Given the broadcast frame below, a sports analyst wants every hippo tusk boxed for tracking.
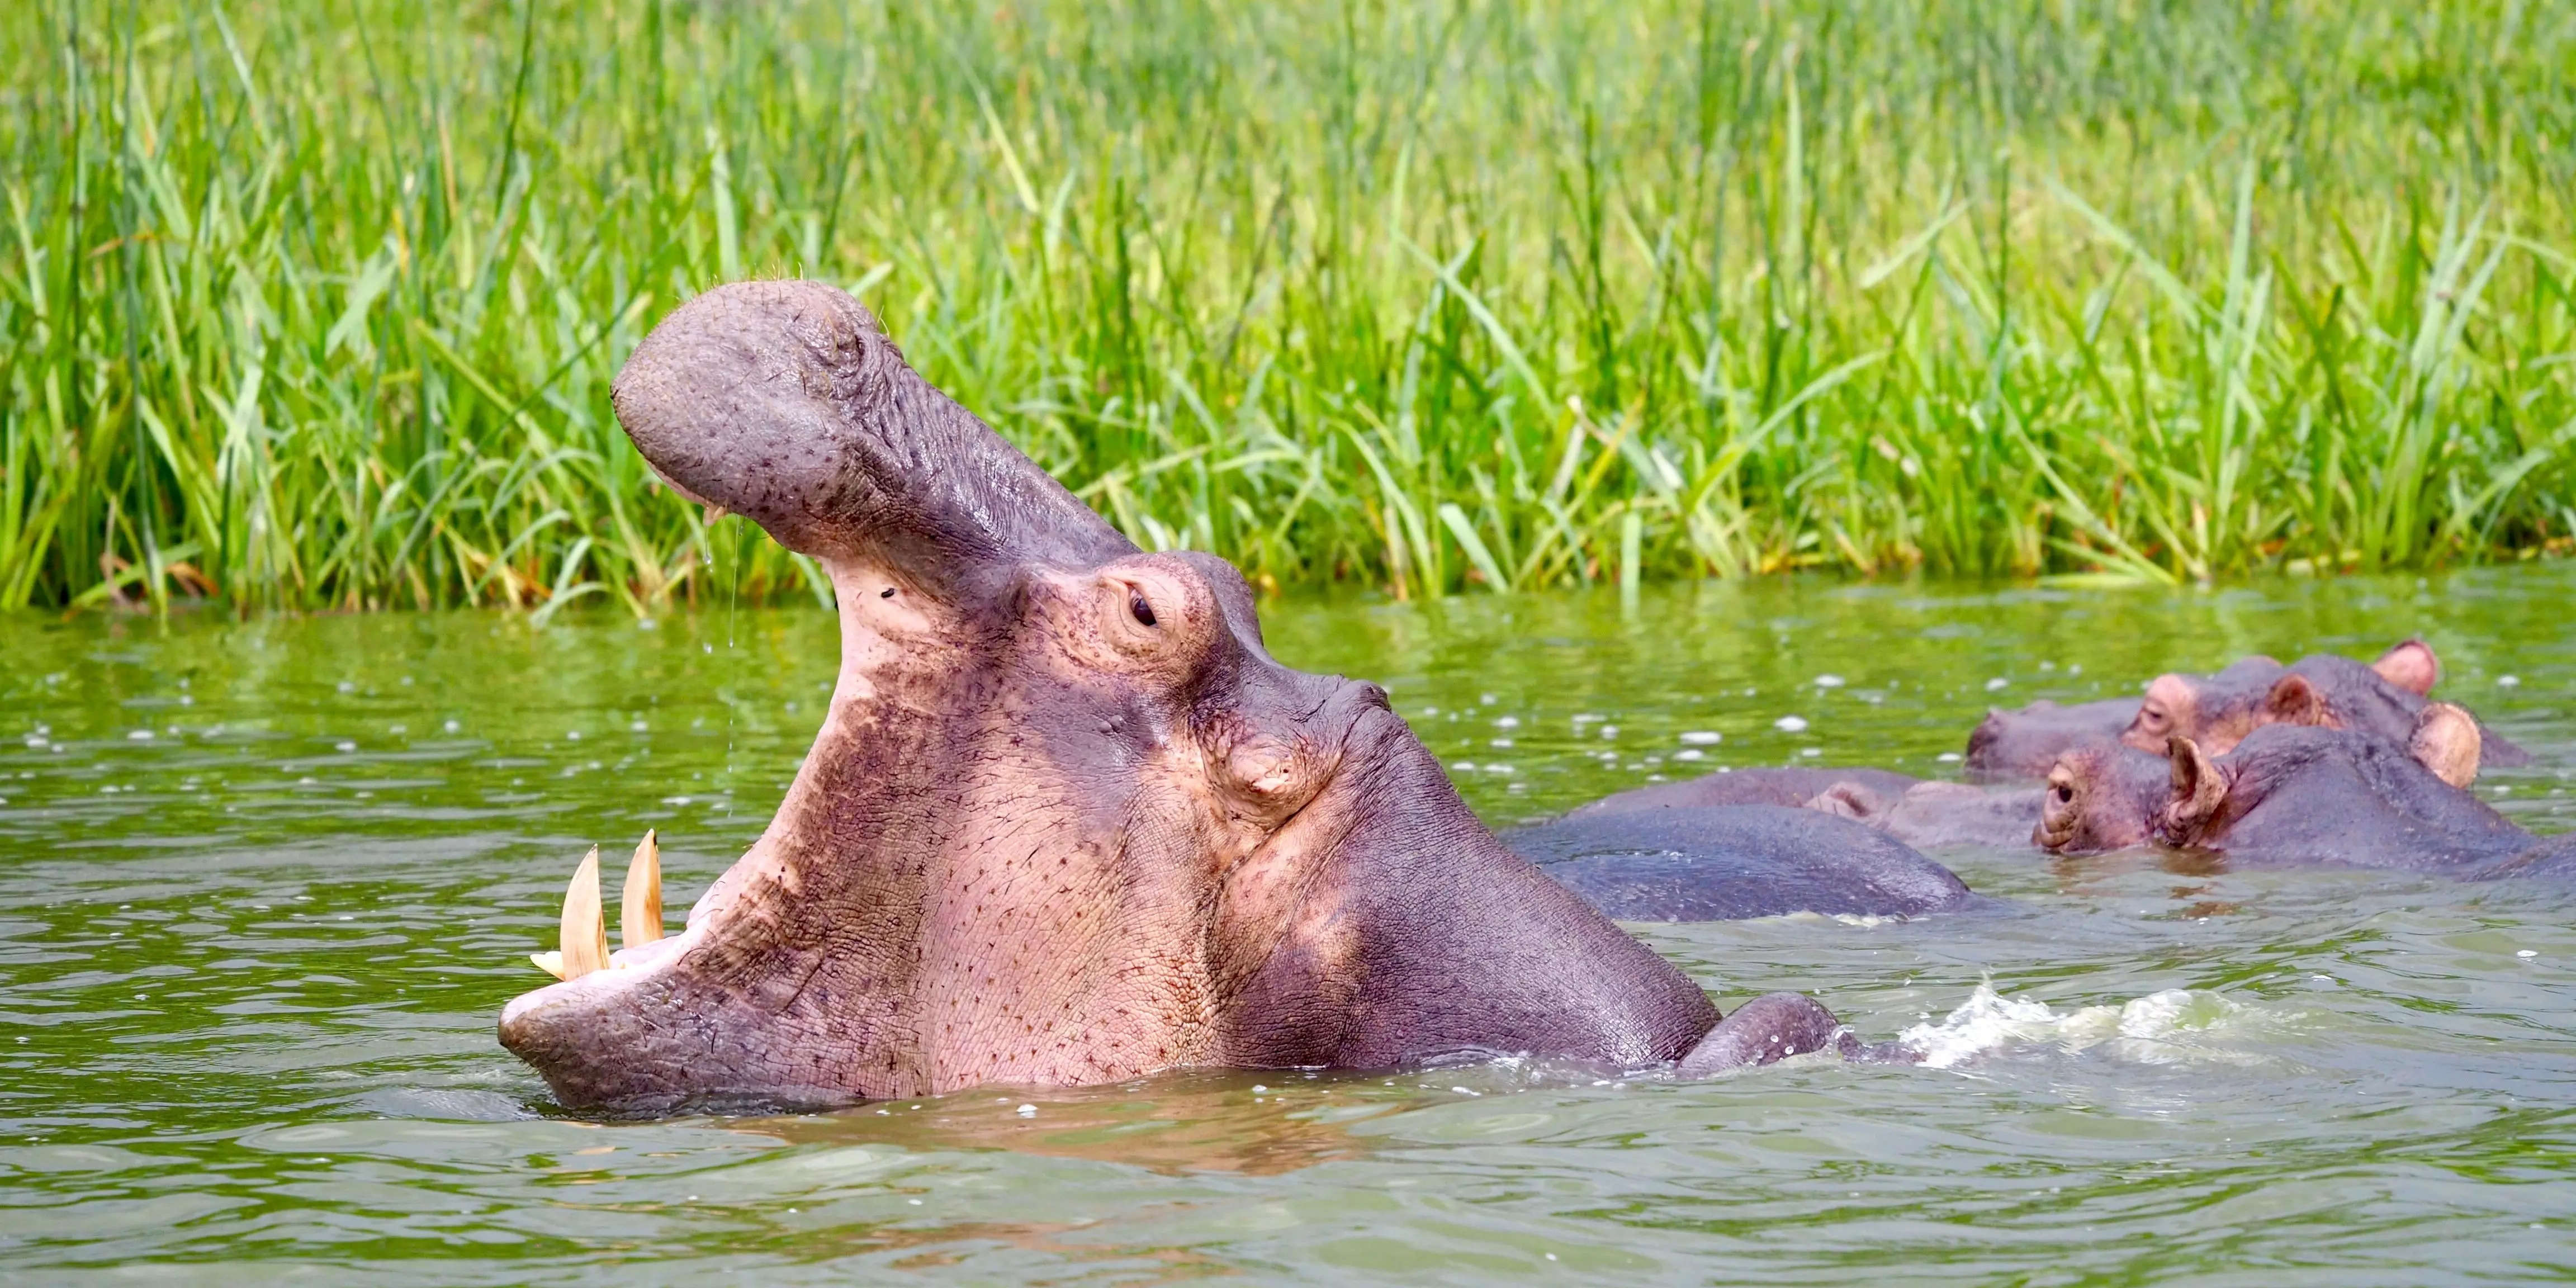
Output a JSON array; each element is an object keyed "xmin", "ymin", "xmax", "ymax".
[
  {"xmin": 530, "ymin": 846, "xmax": 610, "ymax": 981},
  {"xmin": 702, "ymin": 501, "xmax": 728, "ymax": 526},
  {"xmin": 621, "ymin": 830, "xmax": 664, "ymax": 949}
]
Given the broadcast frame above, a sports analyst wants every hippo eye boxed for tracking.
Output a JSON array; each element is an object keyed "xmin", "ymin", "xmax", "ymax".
[{"xmin": 1129, "ymin": 593, "xmax": 1157, "ymax": 628}]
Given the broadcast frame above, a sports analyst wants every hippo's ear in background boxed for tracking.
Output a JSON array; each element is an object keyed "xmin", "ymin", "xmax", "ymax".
[
  {"xmin": 2373, "ymin": 638, "xmax": 2441, "ymax": 695},
  {"xmin": 2409, "ymin": 702, "xmax": 2482, "ymax": 789},
  {"xmin": 2258, "ymin": 674, "xmax": 2328, "ymax": 728},
  {"xmin": 2160, "ymin": 736, "xmax": 2229, "ymax": 841},
  {"xmin": 610, "ymin": 280, "xmax": 1134, "ymax": 602}
]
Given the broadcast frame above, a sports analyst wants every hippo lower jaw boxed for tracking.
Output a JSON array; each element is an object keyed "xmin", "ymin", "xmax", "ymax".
[{"xmin": 497, "ymin": 837, "xmax": 842, "ymax": 1112}]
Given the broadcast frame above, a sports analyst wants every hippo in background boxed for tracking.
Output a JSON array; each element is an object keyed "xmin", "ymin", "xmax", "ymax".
[
  {"xmin": 495, "ymin": 281, "xmax": 1887, "ymax": 1113},
  {"xmin": 1963, "ymin": 641, "xmax": 2468, "ymax": 781},
  {"xmin": 1566, "ymin": 762, "xmax": 2105, "ymax": 855},
  {"xmin": 1564, "ymin": 766, "xmax": 1926, "ymax": 817},
  {"xmin": 2035, "ymin": 703, "xmax": 2569, "ymax": 874},
  {"xmin": 2121, "ymin": 641, "xmax": 2528, "ymax": 766},
  {"xmin": 1504, "ymin": 804, "xmax": 1982, "ymax": 922}
]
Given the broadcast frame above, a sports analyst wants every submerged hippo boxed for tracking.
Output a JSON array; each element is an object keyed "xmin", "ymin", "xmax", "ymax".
[
  {"xmin": 496, "ymin": 281, "xmax": 1872, "ymax": 1111},
  {"xmin": 2123, "ymin": 643, "xmax": 2527, "ymax": 767},
  {"xmin": 2038, "ymin": 704, "xmax": 2565, "ymax": 872},
  {"xmin": 1574, "ymin": 765, "xmax": 2045, "ymax": 855},
  {"xmin": 1504, "ymin": 804, "xmax": 1980, "ymax": 921}
]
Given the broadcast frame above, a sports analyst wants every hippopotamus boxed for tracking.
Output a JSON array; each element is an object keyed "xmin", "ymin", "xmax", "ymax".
[
  {"xmin": 1962, "ymin": 641, "xmax": 2493, "ymax": 780},
  {"xmin": 495, "ymin": 281, "xmax": 1873, "ymax": 1112},
  {"xmin": 1569, "ymin": 764, "xmax": 2052, "ymax": 854},
  {"xmin": 1564, "ymin": 766, "xmax": 1927, "ymax": 815},
  {"xmin": 2122, "ymin": 642, "xmax": 2527, "ymax": 767},
  {"xmin": 1966, "ymin": 695, "xmax": 2160, "ymax": 781},
  {"xmin": 1503, "ymin": 804, "xmax": 1980, "ymax": 921},
  {"xmin": 2036, "ymin": 703, "xmax": 2566, "ymax": 872}
]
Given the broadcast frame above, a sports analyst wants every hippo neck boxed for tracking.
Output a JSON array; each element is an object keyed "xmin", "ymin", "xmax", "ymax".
[{"xmin": 702, "ymin": 560, "xmax": 1238, "ymax": 1093}]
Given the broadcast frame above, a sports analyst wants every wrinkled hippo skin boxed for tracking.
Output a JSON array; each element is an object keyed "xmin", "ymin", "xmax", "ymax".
[
  {"xmin": 496, "ymin": 281, "xmax": 1864, "ymax": 1111},
  {"xmin": 1507, "ymin": 805, "xmax": 1981, "ymax": 921}
]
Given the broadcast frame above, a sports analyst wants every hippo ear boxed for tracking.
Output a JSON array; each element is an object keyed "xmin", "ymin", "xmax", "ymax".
[
  {"xmin": 2257, "ymin": 674, "xmax": 2328, "ymax": 728},
  {"xmin": 2409, "ymin": 702, "xmax": 2482, "ymax": 788},
  {"xmin": 2373, "ymin": 639, "xmax": 2441, "ymax": 696},
  {"xmin": 2160, "ymin": 736, "xmax": 2229, "ymax": 840},
  {"xmin": 610, "ymin": 280, "xmax": 1134, "ymax": 599}
]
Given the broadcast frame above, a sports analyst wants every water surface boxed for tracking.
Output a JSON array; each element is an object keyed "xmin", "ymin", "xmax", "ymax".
[{"xmin": 3, "ymin": 565, "xmax": 2573, "ymax": 1283}]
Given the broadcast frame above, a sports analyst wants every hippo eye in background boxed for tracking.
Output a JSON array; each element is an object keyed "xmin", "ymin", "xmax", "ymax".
[{"xmin": 1130, "ymin": 593, "xmax": 1157, "ymax": 628}]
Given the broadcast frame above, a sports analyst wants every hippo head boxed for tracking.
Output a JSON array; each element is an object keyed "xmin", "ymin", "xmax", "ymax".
[
  {"xmin": 2120, "ymin": 642, "xmax": 2440, "ymax": 757},
  {"xmin": 1964, "ymin": 697, "xmax": 2144, "ymax": 781},
  {"xmin": 2032, "ymin": 742, "xmax": 2175, "ymax": 854},
  {"xmin": 2151, "ymin": 705, "xmax": 2525, "ymax": 868},
  {"xmin": 2119, "ymin": 655, "xmax": 2290, "ymax": 756},
  {"xmin": 496, "ymin": 281, "xmax": 1719, "ymax": 1110},
  {"xmin": 2030, "ymin": 705, "xmax": 2514, "ymax": 865}
]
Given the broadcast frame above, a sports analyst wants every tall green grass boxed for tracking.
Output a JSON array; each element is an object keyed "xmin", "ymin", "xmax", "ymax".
[{"xmin": 4, "ymin": 0, "xmax": 2574, "ymax": 613}]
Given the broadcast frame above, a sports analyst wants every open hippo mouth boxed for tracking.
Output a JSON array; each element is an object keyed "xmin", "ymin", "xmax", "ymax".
[{"xmin": 496, "ymin": 281, "xmax": 1843, "ymax": 1112}]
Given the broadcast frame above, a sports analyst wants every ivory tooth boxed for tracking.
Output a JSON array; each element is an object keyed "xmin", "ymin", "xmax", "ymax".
[
  {"xmin": 557, "ymin": 846, "xmax": 610, "ymax": 980},
  {"xmin": 529, "ymin": 950, "xmax": 567, "ymax": 980},
  {"xmin": 621, "ymin": 828, "xmax": 664, "ymax": 949},
  {"xmin": 702, "ymin": 501, "xmax": 729, "ymax": 526}
]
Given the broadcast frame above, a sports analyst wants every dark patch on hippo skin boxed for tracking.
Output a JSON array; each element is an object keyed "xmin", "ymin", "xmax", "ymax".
[{"xmin": 1504, "ymin": 804, "xmax": 1982, "ymax": 921}]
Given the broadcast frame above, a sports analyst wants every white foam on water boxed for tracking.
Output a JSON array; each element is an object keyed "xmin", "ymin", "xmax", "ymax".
[{"xmin": 1899, "ymin": 983, "xmax": 2289, "ymax": 1069}]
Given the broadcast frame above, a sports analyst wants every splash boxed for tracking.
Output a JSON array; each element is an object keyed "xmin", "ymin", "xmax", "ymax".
[{"xmin": 1898, "ymin": 983, "xmax": 2290, "ymax": 1069}]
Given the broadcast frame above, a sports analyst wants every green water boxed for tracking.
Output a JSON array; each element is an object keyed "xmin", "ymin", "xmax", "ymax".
[{"xmin": 3, "ymin": 566, "xmax": 2573, "ymax": 1284}]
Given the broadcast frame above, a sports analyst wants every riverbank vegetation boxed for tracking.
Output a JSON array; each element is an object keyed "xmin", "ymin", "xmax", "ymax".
[{"xmin": 4, "ymin": 0, "xmax": 2573, "ymax": 612}]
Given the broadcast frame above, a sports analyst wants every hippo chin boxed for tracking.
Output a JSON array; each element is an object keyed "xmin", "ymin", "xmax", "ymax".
[{"xmin": 496, "ymin": 281, "xmax": 1866, "ymax": 1111}]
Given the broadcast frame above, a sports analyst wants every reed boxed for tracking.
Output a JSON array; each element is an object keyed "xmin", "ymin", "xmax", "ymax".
[{"xmin": 4, "ymin": 0, "xmax": 2572, "ymax": 613}]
